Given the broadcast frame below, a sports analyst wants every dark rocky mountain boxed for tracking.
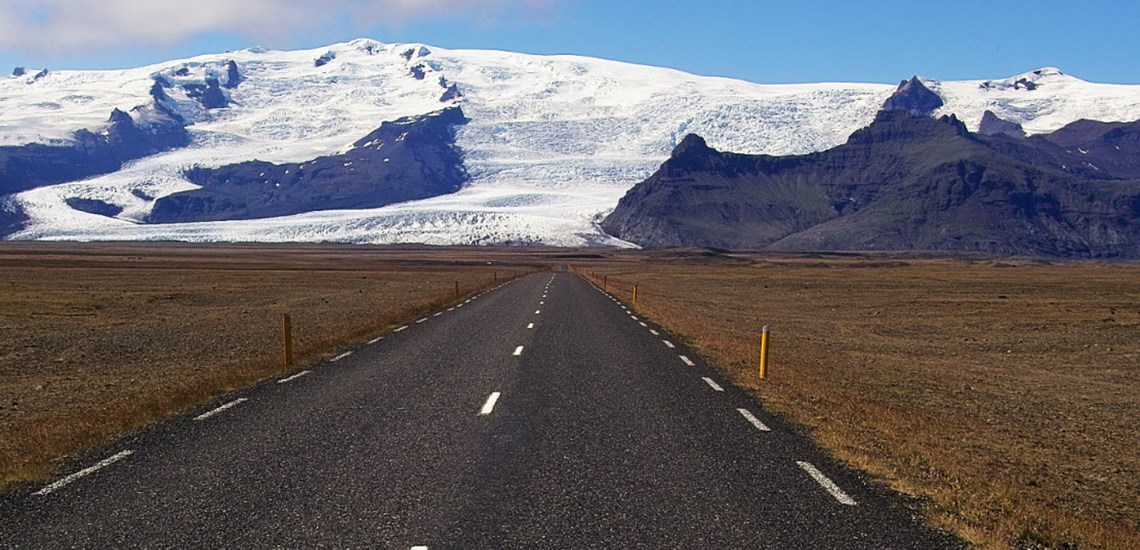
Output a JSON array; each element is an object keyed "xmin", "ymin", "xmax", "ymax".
[
  {"xmin": 146, "ymin": 107, "xmax": 469, "ymax": 223},
  {"xmin": 977, "ymin": 110, "xmax": 1025, "ymax": 138},
  {"xmin": 881, "ymin": 76, "xmax": 944, "ymax": 116},
  {"xmin": 0, "ymin": 102, "xmax": 190, "ymax": 196},
  {"xmin": 601, "ymin": 110, "xmax": 1140, "ymax": 258}
]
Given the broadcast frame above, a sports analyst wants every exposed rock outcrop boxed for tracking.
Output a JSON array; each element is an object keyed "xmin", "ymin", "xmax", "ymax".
[{"xmin": 881, "ymin": 76, "xmax": 944, "ymax": 116}]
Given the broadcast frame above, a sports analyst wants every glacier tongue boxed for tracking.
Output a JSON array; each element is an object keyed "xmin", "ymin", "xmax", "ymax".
[{"xmin": 5, "ymin": 40, "xmax": 1140, "ymax": 246}]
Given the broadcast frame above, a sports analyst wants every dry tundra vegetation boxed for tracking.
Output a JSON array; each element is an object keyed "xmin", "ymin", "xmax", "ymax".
[
  {"xmin": 2, "ymin": 243, "xmax": 1137, "ymax": 549},
  {"xmin": 0, "ymin": 243, "xmax": 544, "ymax": 491},
  {"xmin": 574, "ymin": 250, "xmax": 1139, "ymax": 549}
]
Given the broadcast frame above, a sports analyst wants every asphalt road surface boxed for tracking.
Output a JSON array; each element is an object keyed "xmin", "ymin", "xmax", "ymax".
[{"xmin": 1, "ymin": 272, "xmax": 962, "ymax": 548}]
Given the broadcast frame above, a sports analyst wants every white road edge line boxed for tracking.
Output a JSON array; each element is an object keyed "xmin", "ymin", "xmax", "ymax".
[
  {"xmin": 278, "ymin": 370, "xmax": 311, "ymax": 384},
  {"xmin": 797, "ymin": 461, "xmax": 858, "ymax": 506},
  {"xmin": 394, "ymin": 325, "xmax": 408, "ymax": 332},
  {"xmin": 433, "ymin": 312, "xmax": 443, "ymax": 317},
  {"xmin": 513, "ymin": 346, "xmax": 524, "ymax": 356},
  {"xmin": 480, "ymin": 392, "xmax": 502, "ymax": 415},
  {"xmin": 738, "ymin": 408, "xmax": 771, "ymax": 432},
  {"xmin": 679, "ymin": 355, "xmax": 695, "ymax": 366},
  {"xmin": 194, "ymin": 398, "xmax": 248, "ymax": 421},
  {"xmin": 415, "ymin": 318, "xmax": 428, "ymax": 324},
  {"xmin": 35, "ymin": 450, "xmax": 134, "ymax": 496},
  {"xmin": 368, "ymin": 336, "xmax": 384, "ymax": 344},
  {"xmin": 535, "ymin": 310, "xmax": 541, "ymax": 315},
  {"xmin": 702, "ymin": 377, "xmax": 725, "ymax": 392},
  {"xmin": 639, "ymin": 322, "xmax": 648, "ymax": 327},
  {"xmin": 330, "ymin": 351, "xmax": 353, "ymax": 362},
  {"xmin": 663, "ymin": 340, "xmax": 675, "ymax": 348},
  {"xmin": 650, "ymin": 329, "xmax": 659, "ymax": 336},
  {"xmin": 527, "ymin": 323, "xmax": 534, "ymax": 329}
]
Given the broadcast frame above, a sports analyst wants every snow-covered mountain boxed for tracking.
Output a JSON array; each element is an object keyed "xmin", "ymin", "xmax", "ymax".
[{"xmin": 3, "ymin": 39, "xmax": 1139, "ymax": 245}]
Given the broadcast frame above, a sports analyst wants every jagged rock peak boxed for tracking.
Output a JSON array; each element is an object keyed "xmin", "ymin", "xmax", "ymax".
[
  {"xmin": 978, "ymin": 110, "xmax": 1025, "ymax": 138},
  {"xmin": 12, "ymin": 66, "xmax": 25, "ymax": 77},
  {"xmin": 315, "ymin": 51, "xmax": 337, "ymax": 67},
  {"xmin": 108, "ymin": 108, "xmax": 133, "ymax": 125},
  {"xmin": 223, "ymin": 60, "xmax": 243, "ymax": 89},
  {"xmin": 672, "ymin": 134, "xmax": 711, "ymax": 157},
  {"xmin": 881, "ymin": 76, "xmax": 944, "ymax": 116}
]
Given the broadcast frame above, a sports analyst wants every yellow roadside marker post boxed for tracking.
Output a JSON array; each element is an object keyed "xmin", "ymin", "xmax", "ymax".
[
  {"xmin": 759, "ymin": 324, "xmax": 771, "ymax": 380},
  {"xmin": 282, "ymin": 314, "xmax": 294, "ymax": 367}
]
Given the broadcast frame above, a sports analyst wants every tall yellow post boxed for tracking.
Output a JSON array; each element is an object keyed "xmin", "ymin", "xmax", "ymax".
[
  {"xmin": 282, "ymin": 314, "xmax": 294, "ymax": 367},
  {"xmin": 759, "ymin": 324, "xmax": 771, "ymax": 380},
  {"xmin": 603, "ymin": 275, "xmax": 607, "ymax": 290},
  {"xmin": 633, "ymin": 285, "xmax": 638, "ymax": 304}
]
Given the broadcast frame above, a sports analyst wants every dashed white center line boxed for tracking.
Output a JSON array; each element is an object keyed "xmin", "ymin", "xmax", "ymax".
[
  {"xmin": 535, "ymin": 310, "xmax": 541, "ymax": 315},
  {"xmin": 738, "ymin": 408, "xmax": 771, "ymax": 432},
  {"xmin": 639, "ymin": 322, "xmax": 648, "ymax": 327},
  {"xmin": 457, "ymin": 303, "xmax": 464, "ymax": 308},
  {"xmin": 415, "ymin": 318, "xmax": 427, "ymax": 324},
  {"xmin": 662, "ymin": 340, "xmax": 675, "ymax": 348},
  {"xmin": 540, "ymin": 301, "xmax": 545, "ymax": 305},
  {"xmin": 447, "ymin": 307, "xmax": 455, "ymax": 312},
  {"xmin": 527, "ymin": 323, "xmax": 534, "ymax": 329},
  {"xmin": 194, "ymin": 398, "xmax": 248, "ymax": 421},
  {"xmin": 480, "ymin": 392, "xmax": 501, "ymax": 415},
  {"xmin": 394, "ymin": 325, "xmax": 408, "ymax": 332},
  {"xmin": 368, "ymin": 336, "xmax": 384, "ymax": 344},
  {"xmin": 702, "ymin": 377, "xmax": 724, "ymax": 391},
  {"xmin": 278, "ymin": 370, "xmax": 311, "ymax": 383},
  {"xmin": 330, "ymin": 351, "xmax": 353, "ymax": 362},
  {"xmin": 433, "ymin": 312, "xmax": 443, "ymax": 317},
  {"xmin": 797, "ymin": 461, "xmax": 858, "ymax": 506},
  {"xmin": 679, "ymin": 355, "xmax": 695, "ymax": 366},
  {"xmin": 650, "ymin": 329, "xmax": 659, "ymax": 336},
  {"xmin": 513, "ymin": 345, "xmax": 524, "ymax": 356},
  {"xmin": 411, "ymin": 546, "xmax": 429, "ymax": 550},
  {"xmin": 630, "ymin": 315, "xmax": 639, "ymax": 320},
  {"xmin": 35, "ymin": 450, "xmax": 134, "ymax": 496}
]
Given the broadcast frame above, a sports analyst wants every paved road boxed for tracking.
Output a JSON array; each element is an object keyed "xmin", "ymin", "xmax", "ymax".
[{"xmin": 1, "ymin": 272, "xmax": 961, "ymax": 548}]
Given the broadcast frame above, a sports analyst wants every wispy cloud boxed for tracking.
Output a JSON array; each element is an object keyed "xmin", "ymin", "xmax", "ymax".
[{"xmin": 0, "ymin": 0, "xmax": 558, "ymax": 51}]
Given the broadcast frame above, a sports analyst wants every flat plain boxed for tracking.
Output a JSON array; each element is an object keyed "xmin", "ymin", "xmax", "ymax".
[
  {"xmin": 0, "ymin": 242, "xmax": 544, "ymax": 489},
  {"xmin": 575, "ymin": 251, "xmax": 1139, "ymax": 549},
  {"xmin": 2, "ymin": 243, "xmax": 1136, "ymax": 549}
]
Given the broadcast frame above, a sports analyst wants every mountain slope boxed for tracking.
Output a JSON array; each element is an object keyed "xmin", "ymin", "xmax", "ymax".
[
  {"xmin": 3, "ymin": 41, "xmax": 1140, "ymax": 245},
  {"xmin": 601, "ymin": 111, "xmax": 1140, "ymax": 258}
]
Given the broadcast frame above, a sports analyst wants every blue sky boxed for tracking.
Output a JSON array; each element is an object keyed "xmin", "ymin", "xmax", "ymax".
[{"xmin": 1, "ymin": 0, "xmax": 1137, "ymax": 84}]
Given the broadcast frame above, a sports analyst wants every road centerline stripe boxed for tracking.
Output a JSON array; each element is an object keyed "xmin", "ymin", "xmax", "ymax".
[
  {"xmin": 278, "ymin": 371, "xmax": 311, "ymax": 383},
  {"xmin": 797, "ymin": 461, "xmax": 858, "ymax": 506},
  {"xmin": 35, "ymin": 450, "xmax": 134, "ymax": 496},
  {"xmin": 330, "ymin": 351, "xmax": 353, "ymax": 362},
  {"xmin": 679, "ymin": 355, "xmax": 695, "ymax": 366},
  {"xmin": 513, "ymin": 346, "xmax": 524, "ymax": 356},
  {"xmin": 527, "ymin": 323, "xmax": 534, "ymax": 329},
  {"xmin": 194, "ymin": 398, "xmax": 248, "ymax": 421},
  {"xmin": 480, "ymin": 392, "xmax": 502, "ymax": 415},
  {"xmin": 650, "ymin": 329, "xmax": 659, "ymax": 336},
  {"xmin": 663, "ymin": 340, "xmax": 675, "ymax": 348},
  {"xmin": 394, "ymin": 325, "xmax": 408, "ymax": 332},
  {"xmin": 702, "ymin": 377, "xmax": 725, "ymax": 391},
  {"xmin": 738, "ymin": 408, "xmax": 771, "ymax": 432}
]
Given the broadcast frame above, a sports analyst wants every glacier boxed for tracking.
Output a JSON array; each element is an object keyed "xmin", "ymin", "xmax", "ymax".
[{"xmin": 3, "ymin": 39, "xmax": 1140, "ymax": 246}]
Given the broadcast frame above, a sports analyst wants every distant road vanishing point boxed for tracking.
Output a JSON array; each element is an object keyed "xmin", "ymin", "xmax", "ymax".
[{"xmin": 0, "ymin": 273, "xmax": 961, "ymax": 548}]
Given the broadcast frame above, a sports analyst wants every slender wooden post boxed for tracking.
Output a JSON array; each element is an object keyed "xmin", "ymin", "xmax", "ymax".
[
  {"xmin": 282, "ymin": 314, "xmax": 294, "ymax": 367},
  {"xmin": 603, "ymin": 275, "xmax": 607, "ymax": 290},
  {"xmin": 494, "ymin": 271, "xmax": 498, "ymax": 283},
  {"xmin": 454, "ymin": 280, "xmax": 460, "ymax": 298},
  {"xmin": 759, "ymin": 325, "xmax": 771, "ymax": 380},
  {"xmin": 633, "ymin": 285, "xmax": 638, "ymax": 304}
]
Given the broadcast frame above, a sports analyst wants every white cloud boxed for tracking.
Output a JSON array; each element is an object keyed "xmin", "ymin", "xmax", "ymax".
[{"xmin": 0, "ymin": 0, "xmax": 558, "ymax": 51}]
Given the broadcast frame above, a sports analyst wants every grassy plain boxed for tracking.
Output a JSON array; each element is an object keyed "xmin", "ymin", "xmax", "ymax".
[
  {"xmin": 575, "ymin": 251, "xmax": 1139, "ymax": 549},
  {"xmin": 0, "ymin": 242, "xmax": 544, "ymax": 489},
  {"xmin": 3, "ymin": 243, "xmax": 1136, "ymax": 548}
]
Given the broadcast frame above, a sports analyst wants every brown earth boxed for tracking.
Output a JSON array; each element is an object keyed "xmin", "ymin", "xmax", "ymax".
[
  {"xmin": 3, "ymin": 243, "xmax": 1137, "ymax": 549},
  {"xmin": 573, "ymin": 251, "xmax": 1139, "ymax": 549},
  {"xmin": 0, "ymin": 242, "xmax": 545, "ymax": 488}
]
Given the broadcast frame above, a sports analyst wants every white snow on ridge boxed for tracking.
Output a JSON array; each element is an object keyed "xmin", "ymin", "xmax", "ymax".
[{"xmin": 4, "ymin": 40, "xmax": 1140, "ymax": 246}]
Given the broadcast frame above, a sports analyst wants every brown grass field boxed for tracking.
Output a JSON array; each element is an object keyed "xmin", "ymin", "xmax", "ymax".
[
  {"xmin": 574, "ymin": 251, "xmax": 1139, "ymax": 549},
  {"xmin": 0, "ymin": 242, "xmax": 545, "ymax": 490},
  {"xmin": 2, "ymin": 243, "xmax": 1137, "ymax": 549}
]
